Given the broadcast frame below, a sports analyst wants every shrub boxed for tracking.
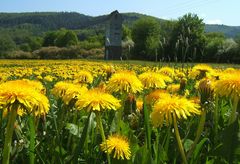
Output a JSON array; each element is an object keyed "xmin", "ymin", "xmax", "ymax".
[{"xmin": 6, "ymin": 51, "xmax": 34, "ymax": 59}]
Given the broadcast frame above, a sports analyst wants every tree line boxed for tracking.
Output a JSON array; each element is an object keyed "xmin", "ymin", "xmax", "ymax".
[
  {"xmin": 0, "ymin": 27, "xmax": 104, "ymax": 59},
  {"xmin": 124, "ymin": 13, "xmax": 240, "ymax": 63},
  {"xmin": 0, "ymin": 12, "xmax": 240, "ymax": 63}
]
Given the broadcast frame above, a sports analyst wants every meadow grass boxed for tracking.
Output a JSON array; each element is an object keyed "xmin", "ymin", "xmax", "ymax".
[{"xmin": 0, "ymin": 59, "xmax": 239, "ymax": 164}]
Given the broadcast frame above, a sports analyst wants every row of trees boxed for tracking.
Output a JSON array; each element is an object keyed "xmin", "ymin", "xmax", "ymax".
[
  {"xmin": 0, "ymin": 28, "xmax": 105, "ymax": 59},
  {"xmin": 1, "ymin": 12, "xmax": 240, "ymax": 62},
  {"xmin": 126, "ymin": 13, "xmax": 240, "ymax": 63}
]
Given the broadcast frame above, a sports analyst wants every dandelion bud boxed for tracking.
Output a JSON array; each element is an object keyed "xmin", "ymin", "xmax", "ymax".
[
  {"xmin": 124, "ymin": 94, "xmax": 136, "ymax": 115},
  {"xmin": 105, "ymin": 65, "xmax": 115, "ymax": 79},
  {"xmin": 136, "ymin": 100, "xmax": 143, "ymax": 113},
  {"xmin": 128, "ymin": 113, "xmax": 139, "ymax": 130},
  {"xmin": 198, "ymin": 70, "xmax": 208, "ymax": 79},
  {"xmin": 180, "ymin": 78, "xmax": 187, "ymax": 91},
  {"xmin": 198, "ymin": 78, "xmax": 214, "ymax": 105}
]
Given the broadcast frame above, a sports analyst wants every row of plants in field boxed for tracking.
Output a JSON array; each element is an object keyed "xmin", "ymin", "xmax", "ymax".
[{"xmin": 0, "ymin": 60, "xmax": 240, "ymax": 164}]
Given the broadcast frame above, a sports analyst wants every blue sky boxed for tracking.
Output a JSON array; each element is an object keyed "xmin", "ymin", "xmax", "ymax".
[{"xmin": 0, "ymin": 0, "xmax": 239, "ymax": 26}]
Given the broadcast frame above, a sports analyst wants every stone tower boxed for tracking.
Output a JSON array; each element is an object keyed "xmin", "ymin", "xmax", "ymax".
[{"xmin": 105, "ymin": 10, "xmax": 123, "ymax": 60}]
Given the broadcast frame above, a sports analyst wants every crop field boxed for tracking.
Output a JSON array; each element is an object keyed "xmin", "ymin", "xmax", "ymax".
[{"xmin": 0, "ymin": 59, "xmax": 239, "ymax": 164}]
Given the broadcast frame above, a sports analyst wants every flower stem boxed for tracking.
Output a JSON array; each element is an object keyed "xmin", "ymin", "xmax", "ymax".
[
  {"xmin": 229, "ymin": 96, "xmax": 239, "ymax": 125},
  {"xmin": 2, "ymin": 105, "xmax": 18, "ymax": 164},
  {"xmin": 214, "ymin": 95, "xmax": 219, "ymax": 143},
  {"xmin": 116, "ymin": 110, "xmax": 122, "ymax": 133},
  {"xmin": 156, "ymin": 128, "xmax": 160, "ymax": 164},
  {"xmin": 29, "ymin": 115, "xmax": 36, "ymax": 164},
  {"xmin": 187, "ymin": 110, "xmax": 206, "ymax": 159},
  {"xmin": 143, "ymin": 98, "xmax": 152, "ymax": 155},
  {"xmin": 173, "ymin": 113, "xmax": 187, "ymax": 164},
  {"xmin": 96, "ymin": 113, "xmax": 111, "ymax": 164}
]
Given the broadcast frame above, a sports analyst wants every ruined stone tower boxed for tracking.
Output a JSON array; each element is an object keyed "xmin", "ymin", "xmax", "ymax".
[{"xmin": 105, "ymin": 10, "xmax": 123, "ymax": 60}]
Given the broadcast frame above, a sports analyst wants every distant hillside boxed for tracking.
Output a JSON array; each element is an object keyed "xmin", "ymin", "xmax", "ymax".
[
  {"xmin": 0, "ymin": 12, "xmax": 239, "ymax": 37},
  {"xmin": 0, "ymin": 12, "xmax": 163, "ymax": 28},
  {"xmin": 0, "ymin": 12, "xmax": 92, "ymax": 30},
  {"xmin": 205, "ymin": 24, "xmax": 240, "ymax": 38}
]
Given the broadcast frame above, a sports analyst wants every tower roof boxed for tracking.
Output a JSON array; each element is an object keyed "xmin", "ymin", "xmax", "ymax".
[{"xmin": 108, "ymin": 10, "xmax": 123, "ymax": 21}]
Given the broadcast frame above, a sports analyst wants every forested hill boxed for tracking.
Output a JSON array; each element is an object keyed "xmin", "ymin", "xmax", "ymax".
[
  {"xmin": 0, "ymin": 12, "xmax": 239, "ymax": 37},
  {"xmin": 0, "ymin": 12, "xmax": 162, "ymax": 30},
  {"xmin": 0, "ymin": 12, "xmax": 92, "ymax": 30},
  {"xmin": 205, "ymin": 24, "xmax": 240, "ymax": 38}
]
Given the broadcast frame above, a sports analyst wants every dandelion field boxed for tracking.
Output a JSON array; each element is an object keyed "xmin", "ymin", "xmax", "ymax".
[{"xmin": 0, "ymin": 60, "xmax": 240, "ymax": 164}]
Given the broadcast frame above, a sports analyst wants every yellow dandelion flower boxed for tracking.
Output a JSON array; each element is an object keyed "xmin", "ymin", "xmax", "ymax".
[
  {"xmin": 62, "ymin": 85, "xmax": 88, "ymax": 105},
  {"xmin": 0, "ymin": 80, "xmax": 49, "ymax": 116},
  {"xmin": 160, "ymin": 74, "xmax": 173, "ymax": 83},
  {"xmin": 159, "ymin": 67, "xmax": 175, "ymax": 77},
  {"xmin": 167, "ymin": 84, "xmax": 180, "ymax": 94},
  {"xmin": 21, "ymin": 79, "xmax": 46, "ymax": 94},
  {"xmin": 104, "ymin": 65, "xmax": 115, "ymax": 73},
  {"xmin": 28, "ymin": 92, "xmax": 50, "ymax": 116},
  {"xmin": 96, "ymin": 82, "xmax": 107, "ymax": 92},
  {"xmin": 100, "ymin": 134, "xmax": 131, "ymax": 160},
  {"xmin": 219, "ymin": 70, "xmax": 240, "ymax": 80},
  {"xmin": 0, "ymin": 73, "xmax": 9, "ymax": 83},
  {"xmin": 175, "ymin": 70, "xmax": 186, "ymax": 79},
  {"xmin": 74, "ymin": 70, "xmax": 93, "ymax": 84},
  {"xmin": 214, "ymin": 74, "xmax": 240, "ymax": 99},
  {"xmin": 190, "ymin": 96, "xmax": 201, "ymax": 105},
  {"xmin": 224, "ymin": 67, "xmax": 235, "ymax": 73},
  {"xmin": 184, "ymin": 89, "xmax": 190, "ymax": 97},
  {"xmin": 192, "ymin": 64, "xmax": 213, "ymax": 79},
  {"xmin": 139, "ymin": 72, "xmax": 166, "ymax": 89},
  {"xmin": 145, "ymin": 89, "xmax": 170, "ymax": 104},
  {"xmin": 189, "ymin": 69, "xmax": 200, "ymax": 79},
  {"xmin": 75, "ymin": 88, "xmax": 121, "ymax": 112},
  {"xmin": 151, "ymin": 95, "xmax": 201, "ymax": 127},
  {"xmin": 193, "ymin": 64, "xmax": 213, "ymax": 73},
  {"xmin": 103, "ymin": 65, "xmax": 116, "ymax": 78},
  {"xmin": 43, "ymin": 75, "xmax": 54, "ymax": 82},
  {"xmin": 106, "ymin": 71, "xmax": 143, "ymax": 94},
  {"xmin": 136, "ymin": 99, "xmax": 143, "ymax": 112},
  {"xmin": 37, "ymin": 75, "xmax": 43, "ymax": 80},
  {"xmin": 52, "ymin": 81, "xmax": 74, "ymax": 98},
  {"xmin": 16, "ymin": 108, "xmax": 25, "ymax": 116}
]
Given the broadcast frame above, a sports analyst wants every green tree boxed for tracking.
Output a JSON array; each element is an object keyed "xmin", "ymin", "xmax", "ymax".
[
  {"xmin": 19, "ymin": 43, "xmax": 31, "ymax": 52},
  {"xmin": 234, "ymin": 33, "xmax": 240, "ymax": 45},
  {"xmin": 159, "ymin": 20, "xmax": 177, "ymax": 61},
  {"xmin": 171, "ymin": 13, "xmax": 206, "ymax": 62},
  {"xmin": 0, "ymin": 34, "xmax": 16, "ymax": 57},
  {"xmin": 132, "ymin": 18, "xmax": 161, "ymax": 60},
  {"xmin": 28, "ymin": 37, "xmax": 42, "ymax": 51},
  {"xmin": 54, "ymin": 29, "xmax": 67, "ymax": 47},
  {"xmin": 234, "ymin": 34, "xmax": 240, "ymax": 62},
  {"xmin": 20, "ymin": 37, "xmax": 42, "ymax": 52},
  {"xmin": 146, "ymin": 36, "xmax": 160, "ymax": 61},
  {"xmin": 43, "ymin": 29, "xmax": 78, "ymax": 47},
  {"xmin": 217, "ymin": 38, "xmax": 238, "ymax": 63},
  {"xmin": 205, "ymin": 32, "xmax": 225, "ymax": 62},
  {"xmin": 122, "ymin": 25, "xmax": 133, "ymax": 59},
  {"xmin": 54, "ymin": 29, "xmax": 78, "ymax": 47},
  {"xmin": 122, "ymin": 25, "xmax": 131, "ymax": 41},
  {"xmin": 122, "ymin": 39, "xmax": 134, "ymax": 60},
  {"xmin": 87, "ymin": 34, "xmax": 104, "ymax": 46},
  {"xmin": 42, "ymin": 31, "xmax": 58, "ymax": 47}
]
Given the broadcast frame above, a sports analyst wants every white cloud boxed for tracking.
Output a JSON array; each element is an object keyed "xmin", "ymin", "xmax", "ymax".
[
  {"xmin": 206, "ymin": 19, "xmax": 223, "ymax": 25},
  {"xmin": 161, "ymin": 16, "xmax": 170, "ymax": 20}
]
